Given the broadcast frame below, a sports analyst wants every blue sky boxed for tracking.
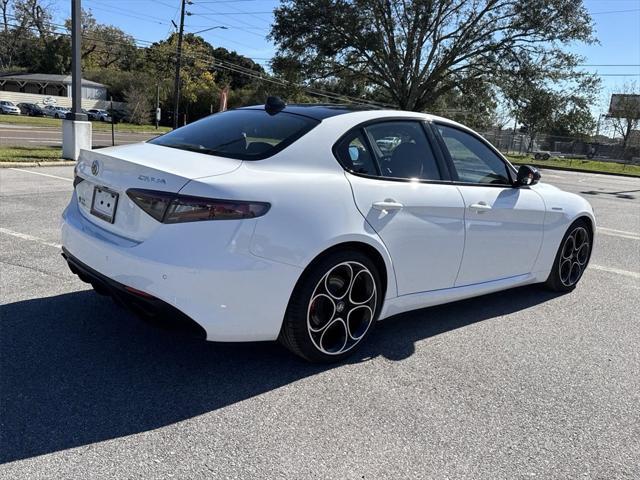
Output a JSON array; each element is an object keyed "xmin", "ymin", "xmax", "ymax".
[{"xmin": 47, "ymin": 0, "xmax": 639, "ymax": 110}]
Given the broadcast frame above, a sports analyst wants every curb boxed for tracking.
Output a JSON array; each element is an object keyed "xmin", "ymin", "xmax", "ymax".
[
  {"xmin": 0, "ymin": 160, "xmax": 73, "ymax": 168},
  {"xmin": 511, "ymin": 162, "xmax": 640, "ymax": 179}
]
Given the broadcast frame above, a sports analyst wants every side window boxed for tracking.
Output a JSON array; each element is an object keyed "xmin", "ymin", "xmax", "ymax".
[
  {"xmin": 364, "ymin": 121, "xmax": 441, "ymax": 180},
  {"xmin": 436, "ymin": 124, "xmax": 511, "ymax": 184},
  {"xmin": 334, "ymin": 130, "xmax": 378, "ymax": 175}
]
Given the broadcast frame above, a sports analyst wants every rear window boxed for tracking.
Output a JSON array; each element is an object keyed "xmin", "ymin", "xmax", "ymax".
[{"xmin": 149, "ymin": 109, "xmax": 319, "ymax": 160}]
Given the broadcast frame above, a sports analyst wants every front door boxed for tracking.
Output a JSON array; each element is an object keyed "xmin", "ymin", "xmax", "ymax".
[{"xmin": 433, "ymin": 123, "xmax": 545, "ymax": 286}]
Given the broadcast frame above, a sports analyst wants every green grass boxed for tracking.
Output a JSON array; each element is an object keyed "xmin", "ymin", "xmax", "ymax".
[
  {"xmin": 507, "ymin": 155, "xmax": 640, "ymax": 177},
  {"xmin": 0, "ymin": 145, "xmax": 62, "ymax": 162},
  {"xmin": 0, "ymin": 114, "xmax": 170, "ymax": 133}
]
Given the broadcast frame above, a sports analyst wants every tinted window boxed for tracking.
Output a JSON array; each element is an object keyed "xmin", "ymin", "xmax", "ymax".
[
  {"xmin": 436, "ymin": 124, "xmax": 511, "ymax": 184},
  {"xmin": 150, "ymin": 109, "xmax": 319, "ymax": 160},
  {"xmin": 364, "ymin": 121, "xmax": 441, "ymax": 180},
  {"xmin": 334, "ymin": 130, "xmax": 378, "ymax": 175}
]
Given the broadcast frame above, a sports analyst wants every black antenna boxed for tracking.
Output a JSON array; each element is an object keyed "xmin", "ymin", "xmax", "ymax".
[{"xmin": 265, "ymin": 96, "xmax": 286, "ymax": 115}]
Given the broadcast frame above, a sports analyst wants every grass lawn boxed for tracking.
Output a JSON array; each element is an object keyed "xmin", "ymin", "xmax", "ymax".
[
  {"xmin": 0, "ymin": 145, "xmax": 62, "ymax": 162},
  {"xmin": 0, "ymin": 114, "xmax": 171, "ymax": 134},
  {"xmin": 507, "ymin": 155, "xmax": 640, "ymax": 177}
]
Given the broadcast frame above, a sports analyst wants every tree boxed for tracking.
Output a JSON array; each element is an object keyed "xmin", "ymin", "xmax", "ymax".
[
  {"xmin": 271, "ymin": 0, "xmax": 596, "ymax": 112},
  {"xmin": 64, "ymin": 9, "xmax": 140, "ymax": 71}
]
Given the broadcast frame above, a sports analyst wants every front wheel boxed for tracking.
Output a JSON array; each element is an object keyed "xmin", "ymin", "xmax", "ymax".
[
  {"xmin": 279, "ymin": 250, "xmax": 382, "ymax": 363},
  {"xmin": 545, "ymin": 220, "xmax": 592, "ymax": 292}
]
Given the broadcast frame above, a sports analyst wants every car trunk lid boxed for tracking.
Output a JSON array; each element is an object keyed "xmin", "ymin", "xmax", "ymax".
[{"xmin": 75, "ymin": 143, "xmax": 242, "ymax": 241}]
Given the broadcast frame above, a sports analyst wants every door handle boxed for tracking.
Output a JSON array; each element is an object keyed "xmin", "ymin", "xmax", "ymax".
[
  {"xmin": 469, "ymin": 201, "xmax": 492, "ymax": 212},
  {"xmin": 372, "ymin": 199, "xmax": 404, "ymax": 212}
]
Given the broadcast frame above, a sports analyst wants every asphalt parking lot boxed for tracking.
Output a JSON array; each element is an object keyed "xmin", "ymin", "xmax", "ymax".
[{"xmin": 1, "ymin": 166, "xmax": 639, "ymax": 479}]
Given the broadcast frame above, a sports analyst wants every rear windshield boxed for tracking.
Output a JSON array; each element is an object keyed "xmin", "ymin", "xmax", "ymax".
[{"xmin": 149, "ymin": 109, "xmax": 319, "ymax": 160}]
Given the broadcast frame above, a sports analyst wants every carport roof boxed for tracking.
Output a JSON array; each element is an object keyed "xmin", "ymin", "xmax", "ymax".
[{"xmin": 0, "ymin": 73, "xmax": 106, "ymax": 87}]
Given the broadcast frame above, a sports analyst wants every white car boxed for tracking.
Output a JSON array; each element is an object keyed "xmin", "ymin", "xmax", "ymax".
[
  {"xmin": 0, "ymin": 100, "xmax": 21, "ymax": 115},
  {"xmin": 87, "ymin": 108, "xmax": 112, "ymax": 122},
  {"xmin": 43, "ymin": 105, "xmax": 70, "ymax": 119},
  {"xmin": 62, "ymin": 100, "xmax": 595, "ymax": 362}
]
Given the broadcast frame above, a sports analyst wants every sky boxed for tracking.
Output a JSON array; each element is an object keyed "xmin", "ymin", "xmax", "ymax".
[{"xmin": 46, "ymin": 0, "xmax": 640, "ymax": 112}]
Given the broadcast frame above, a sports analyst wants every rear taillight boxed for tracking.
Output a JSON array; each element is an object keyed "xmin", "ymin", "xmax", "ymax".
[
  {"xmin": 73, "ymin": 163, "xmax": 84, "ymax": 188},
  {"xmin": 126, "ymin": 189, "xmax": 270, "ymax": 223}
]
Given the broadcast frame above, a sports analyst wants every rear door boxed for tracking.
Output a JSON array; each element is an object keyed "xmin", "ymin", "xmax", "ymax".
[
  {"xmin": 340, "ymin": 120, "xmax": 466, "ymax": 295},
  {"xmin": 432, "ymin": 123, "xmax": 545, "ymax": 286}
]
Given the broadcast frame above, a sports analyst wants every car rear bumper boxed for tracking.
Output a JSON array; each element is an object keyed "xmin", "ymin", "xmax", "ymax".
[
  {"xmin": 61, "ymin": 193, "xmax": 303, "ymax": 341},
  {"xmin": 62, "ymin": 247, "xmax": 207, "ymax": 338}
]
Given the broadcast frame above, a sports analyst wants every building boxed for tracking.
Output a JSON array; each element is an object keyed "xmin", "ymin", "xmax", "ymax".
[{"xmin": 0, "ymin": 73, "xmax": 123, "ymax": 110}]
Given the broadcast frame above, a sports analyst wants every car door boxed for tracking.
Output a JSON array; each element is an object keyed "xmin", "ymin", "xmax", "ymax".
[
  {"xmin": 432, "ymin": 123, "xmax": 545, "ymax": 286},
  {"xmin": 338, "ymin": 120, "xmax": 466, "ymax": 295}
]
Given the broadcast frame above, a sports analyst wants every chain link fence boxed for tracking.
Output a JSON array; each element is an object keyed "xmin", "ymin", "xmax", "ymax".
[{"xmin": 479, "ymin": 129, "xmax": 640, "ymax": 165}]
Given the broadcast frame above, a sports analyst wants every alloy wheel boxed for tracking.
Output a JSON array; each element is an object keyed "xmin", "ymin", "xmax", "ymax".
[
  {"xmin": 307, "ymin": 261, "xmax": 377, "ymax": 355},
  {"xmin": 559, "ymin": 226, "xmax": 590, "ymax": 287}
]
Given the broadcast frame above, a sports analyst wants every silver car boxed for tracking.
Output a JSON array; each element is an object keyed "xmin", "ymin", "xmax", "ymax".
[
  {"xmin": 0, "ymin": 100, "xmax": 21, "ymax": 115},
  {"xmin": 43, "ymin": 105, "xmax": 71, "ymax": 119}
]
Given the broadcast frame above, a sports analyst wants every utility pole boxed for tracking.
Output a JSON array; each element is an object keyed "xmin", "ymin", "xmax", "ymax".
[
  {"xmin": 62, "ymin": 0, "xmax": 90, "ymax": 160},
  {"xmin": 69, "ymin": 0, "xmax": 86, "ymax": 121},
  {"xmin": 172, "ymin": 0, "xmax": 187, "ymax": 129},
  {"xmin": 155, "ymin": 83, "xmax": 160, "ymax": 129}
]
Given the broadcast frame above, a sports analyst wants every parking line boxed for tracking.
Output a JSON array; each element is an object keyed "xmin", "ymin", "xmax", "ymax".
[
  {"xmin": 590, "ymin": 264, "xmax": 640, "ymax": 280},
  {"xmin": 9, "ymin": 168, "xmax": 73, "ymax": 182},
  {"xmin": 597, "ymin": 227, "xmax": 640, "ymax": 241},
  {"xmin": 0, "ymin": 227, "xmax": 61, "ymax": 249}
]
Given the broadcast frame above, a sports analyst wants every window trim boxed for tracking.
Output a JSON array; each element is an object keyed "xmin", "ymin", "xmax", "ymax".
[
  {"xmin": 331, "ymin": 117, "xmax": 453, "ymax": 183},
  {"xmin": 430, "ymin": 121, "xmax": 517, "ymax": 187}
]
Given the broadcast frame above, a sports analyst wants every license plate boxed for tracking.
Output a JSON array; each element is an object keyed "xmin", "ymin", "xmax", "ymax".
[{"xmin": 90, "ymin": 186, "xmax": 119, "ymax": 223}]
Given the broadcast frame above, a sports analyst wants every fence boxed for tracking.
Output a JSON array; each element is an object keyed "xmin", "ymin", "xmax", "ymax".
[{"xmin": 479, "ymin": 130, "xmax": 640, "ymax": 164}]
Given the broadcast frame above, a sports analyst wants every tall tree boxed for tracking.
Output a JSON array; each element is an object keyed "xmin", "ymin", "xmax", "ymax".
[{"xmin": 271, "ymin": 0, "xmax": 596, "ymax": 111}]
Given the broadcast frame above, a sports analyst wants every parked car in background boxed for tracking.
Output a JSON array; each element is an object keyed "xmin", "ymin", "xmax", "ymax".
[
  {"xmin": 87, "ymin": 109, "xmax": 112, "ymax": 122},
  {"xmin": 43, "ymin": 105, "xmax": 70, "ymax": 119},
  {"xmin": 17, "ymin": 102, "xmax": 45, "ymax": 116},
  {"xmin": 0, "ymin": 100, "xmax": 21, "ymax": 115}
]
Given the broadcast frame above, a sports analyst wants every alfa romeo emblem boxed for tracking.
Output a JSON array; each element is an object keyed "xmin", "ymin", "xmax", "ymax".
[{"xmin": 91, "ymin": 160, "xmax": 100, "ymax": 176}]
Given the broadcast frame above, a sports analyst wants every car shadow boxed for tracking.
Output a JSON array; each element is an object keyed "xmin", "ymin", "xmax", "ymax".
[{"xmin": 0, "ymin": 286, "xmax": 560, "ymax": 464}]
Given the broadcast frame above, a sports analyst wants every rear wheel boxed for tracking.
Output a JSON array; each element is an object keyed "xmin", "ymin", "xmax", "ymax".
[
  {"xmin": 279, "ymin": 250, "xmax": 382, "ymax": 363},
  {"xmin": 545, "ymin": 219, "xmax": 592, "ymax": 292}
]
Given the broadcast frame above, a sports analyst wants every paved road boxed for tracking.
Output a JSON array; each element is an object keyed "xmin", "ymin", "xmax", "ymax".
[
  {"xmin": 0, "ymin": 124, "xmax": 160, "ymax": 148},
  {"xmin": 0, "ymin": 167, "xmax": 639, "ymax": 479}
]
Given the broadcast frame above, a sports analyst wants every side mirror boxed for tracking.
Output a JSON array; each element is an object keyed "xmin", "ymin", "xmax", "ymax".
[{"xmin": 516, "ymin": 165, "xmax": 541, "ymax": 186}]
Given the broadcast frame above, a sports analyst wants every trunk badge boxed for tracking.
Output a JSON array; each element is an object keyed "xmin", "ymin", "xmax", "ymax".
[{"xmin": 91, "ymin": 160, "xmax": 100, "ymax": 176}]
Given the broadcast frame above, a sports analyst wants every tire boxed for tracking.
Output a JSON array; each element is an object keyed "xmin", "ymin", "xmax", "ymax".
[
  {"xmin": 279, "ymin": 249, "xmax": 382, "ymax": 363},
  {"xmin": 534, "ymin": 153, "xmax": 542, "ymax": 160},
  {"xmin": 544, "ymin": 219, "xmax": 592, "ymax": 292},
  {"xmin": 542, "ymin": 153, "xmax": 551, "ymax": 160},
  {"xmin": 54, "ymin": 114, "xmax": 60, "ymax": 119}
]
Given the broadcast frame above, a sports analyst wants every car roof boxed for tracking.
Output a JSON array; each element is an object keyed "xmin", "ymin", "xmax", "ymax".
[{"xmin": 239, "ymin": 103, "xmax": 380, "ymax": 120}]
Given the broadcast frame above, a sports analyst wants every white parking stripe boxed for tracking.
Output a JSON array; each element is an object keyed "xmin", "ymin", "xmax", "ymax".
[
  {"xmin": 0, "ymin": 227, "xmax": 62, "ymax": 249},
  {"xmin": 8, "ymin": 168, "xmax": 73, "ymax": 182},
  {"xmin": 590, "ymin": 264, "xmax": 640, "ymax": 280},
  {"xmin": 597, "ymin": 227, "xmax": 640, "ymax": 241}
]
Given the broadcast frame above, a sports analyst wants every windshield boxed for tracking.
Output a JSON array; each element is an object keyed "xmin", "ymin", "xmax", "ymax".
[{"xmin": 149, "ymin": 109, "xmax": 319, "ymax": 160}]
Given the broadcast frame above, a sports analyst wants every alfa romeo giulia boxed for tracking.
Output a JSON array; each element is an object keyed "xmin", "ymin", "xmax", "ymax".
[{"xmin": 62, "ymin": 98, "xmax": 595, "ymax": 362}]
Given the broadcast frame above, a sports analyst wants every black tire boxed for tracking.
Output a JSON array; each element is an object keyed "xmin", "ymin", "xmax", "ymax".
[
  {"xmin": 279, "ymin": 249, "xmax": 382, "ymax": 363},
  {"xmin": 544, "ymin": 219, "xmax": 592, "ymax": 292},
  {"xmin": 54, "ymin": 113, "xmax": 60, "ymax": 119}
]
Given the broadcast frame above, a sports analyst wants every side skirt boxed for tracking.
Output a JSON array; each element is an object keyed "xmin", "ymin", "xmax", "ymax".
[{"xmin": 379, "ymin": 273, "xmax": 537, "ymax": 320}]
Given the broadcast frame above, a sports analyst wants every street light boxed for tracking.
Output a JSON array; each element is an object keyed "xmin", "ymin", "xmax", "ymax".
[{"xmin": 191, "ymin": 26, "xmax": 228, "ymax": 34}]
